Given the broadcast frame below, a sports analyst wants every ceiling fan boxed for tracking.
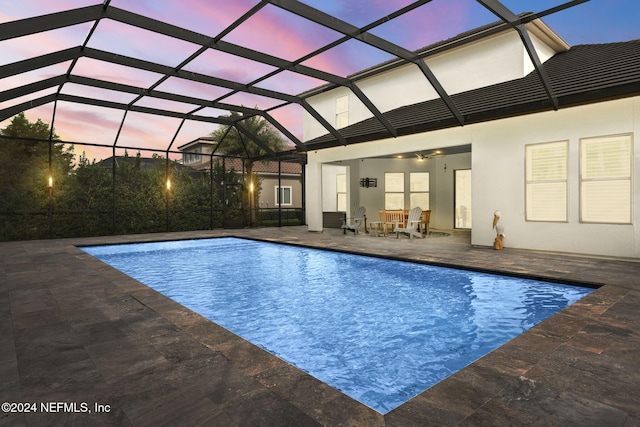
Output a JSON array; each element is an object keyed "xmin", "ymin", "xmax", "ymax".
[{"xmin": 416, "ymin": 150, "xmax": 443, "ymax": 161}]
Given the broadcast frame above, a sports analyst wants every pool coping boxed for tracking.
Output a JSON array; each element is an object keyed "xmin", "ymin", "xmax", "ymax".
[{"xmin": 2, "ymin": 227, "xmax": 639, "ymax": 425}]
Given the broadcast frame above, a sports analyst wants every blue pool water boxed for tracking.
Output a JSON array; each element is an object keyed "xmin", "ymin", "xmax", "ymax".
[{"xmin": 81, "ymin": 237, "xmax": 593, "ymax": 413}]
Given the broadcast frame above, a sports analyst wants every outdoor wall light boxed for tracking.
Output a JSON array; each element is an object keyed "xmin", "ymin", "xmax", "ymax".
[{"xmin": 359, "ymin": 178, "xmax": 377, "ymax": 188}]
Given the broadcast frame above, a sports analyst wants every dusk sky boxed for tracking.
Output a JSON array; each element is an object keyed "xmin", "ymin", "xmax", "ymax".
[{"xmin": 2, "ymin": 0, "xmax": 640, "ymax": 161}]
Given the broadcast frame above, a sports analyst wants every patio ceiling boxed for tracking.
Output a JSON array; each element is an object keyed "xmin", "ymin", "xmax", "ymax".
[{"xmin": 0, "ymin": 0, "xmax": 589, "ymax": 162}]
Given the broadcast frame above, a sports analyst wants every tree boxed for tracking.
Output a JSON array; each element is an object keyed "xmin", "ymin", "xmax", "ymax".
[
  {"xmin": 0, "ymin": 113, "xmax": 75, "ymax": 239},
  {"xmin": 209, "ymin": 112, "xmax": 288, "ymax": 173},
  {"xmin": 63, "ymin": 152, "xmax": 113, "ymax": 237},
  {"xmin": 209, "ymin": 112, "xmax": 288, "ymax": 224}
]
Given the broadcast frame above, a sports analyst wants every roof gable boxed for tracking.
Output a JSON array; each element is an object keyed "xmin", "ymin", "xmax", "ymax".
[{"xmin": 305, "ymin": 39, "xmax": 640, "ymax": 150}]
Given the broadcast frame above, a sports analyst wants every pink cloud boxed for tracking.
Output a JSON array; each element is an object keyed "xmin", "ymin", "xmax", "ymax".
[
  {"xmin": 301, "ymin": 39, "xmax": 393, "ymax": 77},
  {"xmin": 254, "ymin": 71, "xmax": 328, "ymax": 96},
  {"xmin": 1, "ymin": 23, "xmax": 92, "ymax": 64},
  {"xmin": 0, "ymin": 11, "xmax": 12, "ymax": 24},
  {"xmin": 87, "ymin": 19, "xmax": 201, "ymax": 69},
  {"xmin": 172, "ymin": 120, "xmax": 219, "ymax": 148},
  {"xmin": 183, "ymin": 49, "xmax": 276, "ymax": 84},
  {"xmin": 222, "ymin": 4, "xmax": 342, "ymax": 61},
  {"xmin": 133, "ymin": 97, "xmax": 199, "ymax": 114},
  {"xmin": 220, "ymin": 92, "xmax": 284, "ymax": 111},
  {"xmin": 59, "ymin": 83, "xmax": 138, "ymax": 105},
  {"xmin": 0, "ymin": 0, "xmax": 97, "ymax": 23},
  {"xmin": 267, "ymin": 103, "xmax": 304, "ymax": 144},
  {"xmin": 369, "ymin": 0, "xmax": 496, "ymax": 51},
  {"xmin": 115, "ymin": 111, "xmax": 183, "ymax": 150},
  {"xmin": 0, "ymin": 105, "xmax": 54, "ymax": 133},
  {"xmin": 109, "ymin": 0, "xmax": 261, "ymax": 39},
  {"xmin": 0, "ymin": 89, "xmax": 56, "ymax": 113},
  {"xmin": 71, "ymin": 57, "xmax": 164, "ymax": 88},
  {"xmin": 48, "ymin": 103, "xmax": 125, "ymax": 146},
  {"xmin": 309, "ymin": 0, "xmax": 418, "ymax": 27},
  {"xmin": 0, "ymin": 63, "xmax": 72, "ymax": 108},
  {"xmin": 155, "ymin": 78, "xmax": 231, "ymax": 102}
]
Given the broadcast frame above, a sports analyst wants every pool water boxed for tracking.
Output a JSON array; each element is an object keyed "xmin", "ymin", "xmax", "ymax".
[{"xmin": 81, "ymin": 237, "xmax": 594, "ymax": 414}]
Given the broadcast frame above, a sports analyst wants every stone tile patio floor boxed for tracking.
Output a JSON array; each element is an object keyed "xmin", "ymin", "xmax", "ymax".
[{"xmin": 1, "ymin": 226, "xmax": 639, "ymax": 426}]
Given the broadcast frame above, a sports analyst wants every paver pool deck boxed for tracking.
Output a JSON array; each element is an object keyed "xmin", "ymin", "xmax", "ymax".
[{"xmin": 1, "ymin": 227, "xmax": 639, "ymax": 426}]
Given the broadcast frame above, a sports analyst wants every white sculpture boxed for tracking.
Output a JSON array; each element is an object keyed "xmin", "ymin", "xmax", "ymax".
[{"xmin": 493, "ymin": 211, "xmax": 505, "ymax": 250}]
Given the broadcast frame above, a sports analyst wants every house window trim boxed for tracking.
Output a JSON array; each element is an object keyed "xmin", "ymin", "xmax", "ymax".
[
  {"xmin": 579, "ymin": 133, "xmax": 633, "ymax": 225},
  {"xmin": 275, "ymin": 186, "xmax": 293, "ymax": 206},
  {"xmin": 525, "ymin": 140, "xmax": 569, "ymax": 223},
  {"xmin": 409, "ymin": 172, "xmax": 430, "ymax": 210},
  {"xmin": 384, "ymin": 172, "xmax": 405, "ymax": 210}
]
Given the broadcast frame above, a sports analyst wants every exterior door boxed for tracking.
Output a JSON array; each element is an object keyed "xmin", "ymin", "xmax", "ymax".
[{"xmin": 455, "ymin": 169, "xmax": 472, "ymax": 229}]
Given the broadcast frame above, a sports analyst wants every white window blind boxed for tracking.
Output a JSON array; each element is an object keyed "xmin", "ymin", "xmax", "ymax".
[
  {"xmin": 336, "ymin": 173, "xmax": 347, "ymax": 212},
  {"xmin": 409, "ymin": 172, "xmax": 429, "ymax": 209},
  {"xmin": 525, "ymin": 141, "xmax": 568, "ymax": 221},
  {"xmin": 336, "ymin": 95, "xmax": 349, "ymax": 129},
  {"xmin": 385, "ymin": 172, "xmax": 404, "ymax": 210},
  {"xmin": 580, "ymin": 135, "xmax": 631, "ymax": 223},
  {"xmin": 455, "ymin": 169, "xmax": 472, "ymax": 228}
]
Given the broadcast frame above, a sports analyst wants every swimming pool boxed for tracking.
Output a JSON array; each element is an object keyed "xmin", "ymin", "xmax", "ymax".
[{"xmin": 81, "ymin": 237, "xmax": 594, "ymax": 414}]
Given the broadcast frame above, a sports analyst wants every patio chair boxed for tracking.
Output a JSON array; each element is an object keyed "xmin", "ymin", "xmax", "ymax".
[
  {"xmin": 341, "ymin": 206, "xmax": 366, "ymax": 235},
  {"xmin": 396, "ymin": 206, "xmax": 423, "ymax": 239}
]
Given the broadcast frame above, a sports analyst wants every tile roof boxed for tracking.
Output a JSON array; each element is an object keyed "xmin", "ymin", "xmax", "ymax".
[
  {"xmin": 190, "ymin": 156, "xmax": 302, "ymax": 175},
  {"xmin": 305, "ymin": 40, "xmax": 640, "ymax": 150}
]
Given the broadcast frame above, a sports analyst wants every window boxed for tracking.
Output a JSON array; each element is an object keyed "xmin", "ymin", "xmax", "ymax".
[
  {"xmin": 385, "ymin": 172, "xmax": 404, "ymax": 210},
  {"xmin": 580, "ymin": 134, "xmax": 631, "ymax": 224},
  {"xmin": 336, "ymin": 95, "xmax": 349, "ymax": 129},
  {"xmin": 455, "ymin": 169, "xmax": 472, "ymax": 228},
  {"xmin": 409, "ymin": 172, "xmax": 429, "ymax": 209},
  {"xmin": 276, "ymin": 186, "xmax": 292, "ymax": 206},
  {"xmin": 183, "ymin": 148, "xmax": 201, "ymax": 164},
  {"xmin": 336, "ymin": 173, "xmax": 347, "ymax": 212},
  {"xmin": 525, "ymin": 141, "xmax": 568, "ymax": 222}
]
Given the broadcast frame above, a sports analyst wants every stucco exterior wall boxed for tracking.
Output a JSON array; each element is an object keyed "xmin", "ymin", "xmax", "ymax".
[
  {"xmin": 258, "ymin": 176, "xmax": 303, "ymax": 209},
  {"xmin": 472, "ymin": 97, "xmax": 639, "ymax": 258},
  {"xmin": 306, "ymin": 96, "xmax": 640, "ymax": 258},
  {"xmin": 303, "ymin": 30, "xmax": 541, "ymax": 142}
]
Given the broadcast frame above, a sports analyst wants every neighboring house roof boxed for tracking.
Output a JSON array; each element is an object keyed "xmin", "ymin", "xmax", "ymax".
[
  {"xmin": 202, "ymin": 157, "xmax": 302, "ymax": 175},
  {"xmin": 177, "ymin": 137, "xmax": 217, "ymax": 151},
  {"xmin": 305, "ymin": 39, "xmax": 640, "ymax": 150},
  {"xmin": 252, "ymin": 160, "xmax": 302, "ymax": 175}
]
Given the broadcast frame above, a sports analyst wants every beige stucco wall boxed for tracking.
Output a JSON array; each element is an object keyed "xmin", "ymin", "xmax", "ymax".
[{"xmin": 257, "ymin": 176, "xmax": 303, "ymax": 209}]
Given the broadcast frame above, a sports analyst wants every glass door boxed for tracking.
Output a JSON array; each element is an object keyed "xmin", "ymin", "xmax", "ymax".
[{"xmin": 455, "ymin": 169, "xmax": 472, "ymax": 229}]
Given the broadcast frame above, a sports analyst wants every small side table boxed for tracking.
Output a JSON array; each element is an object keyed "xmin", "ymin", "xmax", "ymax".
[{"xmin": 368, "ymin": 221, "xmax": 386, "ymax": 237}]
